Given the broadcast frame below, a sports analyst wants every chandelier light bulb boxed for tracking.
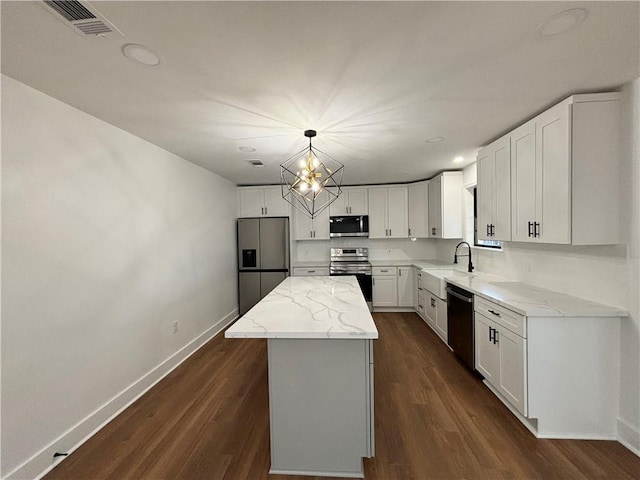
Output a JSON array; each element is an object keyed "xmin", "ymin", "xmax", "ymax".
[{"xmin": 298, "ymin": 182, "xmax": 308, "ymax": 192}]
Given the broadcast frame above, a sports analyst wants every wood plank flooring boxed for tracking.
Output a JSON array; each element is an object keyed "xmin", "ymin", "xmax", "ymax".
[{"xmin": 46, "ymin": 312, "xmax": 639, "ymax": 480}]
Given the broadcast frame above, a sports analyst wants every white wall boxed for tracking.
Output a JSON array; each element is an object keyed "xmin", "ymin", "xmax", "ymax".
[
  {"xmin": 618, "ymin": 78, "xmax": 640, "ymax": 453},
  {"xmin": 437, "ymin": 78, "xmax": 640, "ymax": 453},
  {"xmin": 1, "ymin": 75, "xmax": 239, "ymax": 478}
]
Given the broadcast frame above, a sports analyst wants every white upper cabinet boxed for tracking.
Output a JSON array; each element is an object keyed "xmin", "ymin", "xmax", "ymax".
[
  {"xmin": 238, "ymin": 186, "xmax": 290, "ymax": 218},
  {"xmin": 293, "ymin": 191, "xmax": 330, "ymax": 240},
  {"xmin": 428, "ymin": 172, "xmax": 463, "ymax": 239},
  {"xmin": 408, "ymin": 181, "xmax": 429, "ymax": 238},
  {"xmin": 477, "ymin": 136, "xmax": 511, "ymax": 241},
  {"xmin": 368, "ymin": 186, "xmax": 408, "ymax": 239},
  {"xmin": 509, "ymin": 93, "xmax": 621, "ymax": 245},
  {"xmin": 328, "ymin": 187, "xmax": 368, "ymax": 216}
]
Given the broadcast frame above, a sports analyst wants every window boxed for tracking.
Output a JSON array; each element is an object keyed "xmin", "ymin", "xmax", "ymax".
[{"xmin": 473, "ymin": 187, "xmax": 502, "ymax": 249}]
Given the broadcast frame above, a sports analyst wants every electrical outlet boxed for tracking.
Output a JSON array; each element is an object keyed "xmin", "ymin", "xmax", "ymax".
[{"xmin": 172, "ymin": 321, "xmax": 178, "ymax": 334}]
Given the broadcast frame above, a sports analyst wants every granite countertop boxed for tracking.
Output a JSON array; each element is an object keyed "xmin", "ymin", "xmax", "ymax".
[
  {"xmin": 445, "ymin": 275, "xmax": 628, "ymax": 318},
  {"xmin": 225, "ymin": 276, "xmax": 378, "ymax": 339},
  {"xmin": 292, "ymin": 261, "xmax": 330, "ymax": 268}
]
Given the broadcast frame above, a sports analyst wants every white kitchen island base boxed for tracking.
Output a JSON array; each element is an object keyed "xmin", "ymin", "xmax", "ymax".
[
  {"xmin": 268, "ymin": 338, "xmax": 374, "ymax": 478},
  {"xmin": 225, "ymin": 276, "xmax": 378, "ymax": 478}
]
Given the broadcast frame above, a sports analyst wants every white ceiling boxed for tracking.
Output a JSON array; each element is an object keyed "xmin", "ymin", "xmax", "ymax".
[{"xmin": 2, "ymin": 1, "xmax": 639, "ymax": 185}]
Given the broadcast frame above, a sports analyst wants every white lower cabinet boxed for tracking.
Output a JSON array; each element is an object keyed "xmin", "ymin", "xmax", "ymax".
[
  {"xmin": 423, "ymin": 292, "xmax": 447, "ymax": 343},
  {"xmin": 397, "ymin": 267, "xmax": 414, "ymax": 307},
  {"xmin": 434, "ymin": 298, "xmax": 448, "ymax": 342},
  {"xmin": 475, "ymin": 312, "xmax": 527, "ymax": 416},
  {"xmin": 372, "ymin": 275, "xmax": 397, "ymax": 307},
  {"xmin": 474, "ymin": 300, "xmax": 528, "ymax": 417}
]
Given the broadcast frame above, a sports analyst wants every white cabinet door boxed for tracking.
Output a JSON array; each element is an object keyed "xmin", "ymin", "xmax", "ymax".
[
  {"xmin": 434, "ymin": 297, "xmax": 448, "ymax": 342},
  {"xmin": 408, "ymin": 181, "xmax": 429, "ymax": 238},
  {"xmin": 475, "ymin": 314, "xmax": 500, "ymax": 383},
  {"xmin": 412, "ymin": 268, "xmax": 420, "ymax": 310},
  {"xmin": 347, "ymin": 188, "xmax": 369, "ymax": 215},
  {"xmin": 536, "ymin": 103, "xmax": 571, "ymax": 245},
  {"xmin": 497, "ymin": 326, "xmax": 527, "ymax": 416},
  {"xmin": 476, "ymin": 148, "xmax": 494, "ymax": 241},
  {"xmin": 239, "ymin": 188, "xmax": 265, "ymax": 217},
  {"xmin": 424, "ymin": 294, "xmax": 437, "ymax": 328},
  {"xmin": 312, "ymin": 213, "xmax": 330, "ymax": 240},
  {"xmin": 428, "ymin": 177, "xmax": 442, "ymax": 238},
  {"xmin": 368, "ymin": 188, "xmax": 388, "ymax": 239},
  {"xmin": 372, "ymin": 275, "xmax": 397, "ymax": 307},
  {"xmin": 387, "ymin": 186, "xmax": 408, "ymax": 238},
  {"xmin": 478, "ymin": 137, "xmax": 511, "ymax": 241},
  {"xmin": 293, "ymin": 191, "xmax": 329, "ymax": 240},
  {"xmin": 494, "ymin": 140, "xmax": 512, "ymax": 241},
  {"xmin": 328, "ymin": 188, "xmax": 349, "ymax": 215},
  {"xmin": 263, "ymin": 187, "xmax": 289, "ymax": 217},
  {"xmin": 397, "ymin": 267, "xmax": 414, "ymax": 307},
  {"xmin": 294, "ymin": 207, "xmax": 314, "ymax": 240},
  {"xmin": 511, "ymin": 122, "xmax": 537, "ymax": 242}
]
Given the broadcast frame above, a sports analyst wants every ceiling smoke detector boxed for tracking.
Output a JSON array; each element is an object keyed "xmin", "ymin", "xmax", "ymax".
[
  {"xmin": 538, "ymin": 8, "xmax": 588, "ymax": 37},
  {"xmin": 122, "ymin": 44, "xmax": 161, "ymax": 67},
  {"xmin": 426, "ymin": 136, "xmax": 445, "ymax": 143},
  {"xmin": 239, "ymin": 146, "xmax": 256, "ymax": 152}
]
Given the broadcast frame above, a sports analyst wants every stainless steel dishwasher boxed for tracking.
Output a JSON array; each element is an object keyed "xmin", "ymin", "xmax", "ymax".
[{"xmin": 446, "ymin": 284, "xmax": 475, "ymax": 371}]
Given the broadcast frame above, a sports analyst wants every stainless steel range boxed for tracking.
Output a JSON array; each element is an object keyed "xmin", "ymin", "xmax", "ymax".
[{"xmin": 330, "ymin": 247, "xmax": 373, "ymax": 311}]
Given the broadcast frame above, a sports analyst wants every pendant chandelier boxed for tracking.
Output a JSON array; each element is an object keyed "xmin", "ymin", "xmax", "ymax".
[{"xmin": 281, "ymin": 130, "xmax": 344, "ymax": 219}]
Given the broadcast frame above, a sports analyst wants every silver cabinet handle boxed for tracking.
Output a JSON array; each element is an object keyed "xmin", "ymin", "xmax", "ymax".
[
  {"xmin": 308, "ymin": 270, "xmax": 316, "ymax": 273},
  {"xmin": 264, "ymin": 207, "xmax": 268, "ymax": 215},
  {"xmin": 399, "ymin": 269, "xmax": 402, "ymax": 276},
  {"xmin": 431, "ymin": 298, "xmax": 436, "ymax": 307},
  {"xmin": 380, "ymin": 269, "xmax": 388, "ymax": 273}
]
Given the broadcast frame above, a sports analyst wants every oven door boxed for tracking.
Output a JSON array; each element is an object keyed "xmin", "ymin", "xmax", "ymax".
[{"xmin": 330, "ymin": 272, "xmax": 373, "ymax": 310}]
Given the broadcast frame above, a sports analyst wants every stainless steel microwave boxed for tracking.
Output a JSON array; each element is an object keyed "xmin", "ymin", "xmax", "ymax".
[{"xmin": 329, "ymin": 215, "xmax": 369, "ymax": 238}]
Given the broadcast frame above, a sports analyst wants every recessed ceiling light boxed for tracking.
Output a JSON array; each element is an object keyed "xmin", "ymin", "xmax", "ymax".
[
  {"xmin": 426, "ymin": 136, "xmax": 445, "ymax": 143},
  {"xmin": 122, "ymin": 44, "xmax": 160, "ymax": 66},
  {"xmin": 453, "ymin": 156, "xmax": 464, "ymax": 163},
  {"xmin": 538, "ymin": 8, "xmax": 588, "ymax": 37},
  {"xmin": 239, "ymin": 146, "xmax": 256, "ymax": 152}
]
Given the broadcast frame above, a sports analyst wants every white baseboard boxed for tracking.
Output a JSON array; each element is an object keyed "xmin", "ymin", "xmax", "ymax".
[
  {"xmin": 617, "ymin": 417, "xmax": 640, "ymax": 456},
  {"xmin": 4, "ymin": 309, "xmax": 239, "ymax": 480}
]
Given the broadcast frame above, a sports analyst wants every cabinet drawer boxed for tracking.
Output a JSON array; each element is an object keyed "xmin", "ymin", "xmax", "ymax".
[
  {"xmin": 474, "ymin": 296, "xmax": 526, "ymax": 337},
  {"xmin": 372, "ymin": 266, "xmax": 398, "ymax": 276},
  {"xmin": 292, "ymin": 267, "xmax": 330, "ymax": 277}
]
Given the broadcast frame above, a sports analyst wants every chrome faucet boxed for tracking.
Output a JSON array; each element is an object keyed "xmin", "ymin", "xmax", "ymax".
[{"xmin": 454, "ymin": 241, "xmax": 474, "ymax": 273}]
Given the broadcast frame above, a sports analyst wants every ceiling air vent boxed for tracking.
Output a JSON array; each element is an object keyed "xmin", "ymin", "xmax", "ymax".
[
  {"xmin": 246, "ymin": 160, "xmax": 265, "ymax": 168},
  {"xmin": 42, "ymin": 0, "xmax": 123, "ymax": 37}
]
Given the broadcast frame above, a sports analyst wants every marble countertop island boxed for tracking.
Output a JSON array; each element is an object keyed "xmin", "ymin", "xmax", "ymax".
[{"xmin": 225, "ymin": 276, "xmax": 378, "ymax": 339}]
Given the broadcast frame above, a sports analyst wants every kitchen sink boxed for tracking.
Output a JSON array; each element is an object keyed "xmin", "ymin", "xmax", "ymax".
[{"xmin": 421, "ymin": 269, "xmax": 473, "ymax": 299}]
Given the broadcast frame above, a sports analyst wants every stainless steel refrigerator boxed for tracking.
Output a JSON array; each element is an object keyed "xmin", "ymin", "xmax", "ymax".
[{"xmin": 237, "ymin": 217, "xmax": 290, "ymax": 315}]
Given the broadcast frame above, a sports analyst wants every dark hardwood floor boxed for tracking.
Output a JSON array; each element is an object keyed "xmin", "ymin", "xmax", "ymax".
[{"xmin": 46, "ymin": 312, "xmax": 639, "ymax": 480}]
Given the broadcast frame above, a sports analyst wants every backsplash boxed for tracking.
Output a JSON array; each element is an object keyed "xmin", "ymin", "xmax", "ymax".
[
  {"xmin": 294, "ymin": 238, "xmax": 437, "ymax": 262},
  {"xmin": 435, "ymin": 240, "xmax": 628, "ymax": 309}
]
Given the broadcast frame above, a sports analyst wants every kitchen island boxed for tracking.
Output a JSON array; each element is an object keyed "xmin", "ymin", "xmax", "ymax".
[{"xmin": 226, "ymin": 276, "xmax": 378, "ymax": 478}]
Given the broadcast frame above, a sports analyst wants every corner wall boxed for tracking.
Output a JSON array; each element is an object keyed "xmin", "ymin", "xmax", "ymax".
[{"xmin": 1, "ymin": 75, "xmax": 239, "ymax": 478}]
